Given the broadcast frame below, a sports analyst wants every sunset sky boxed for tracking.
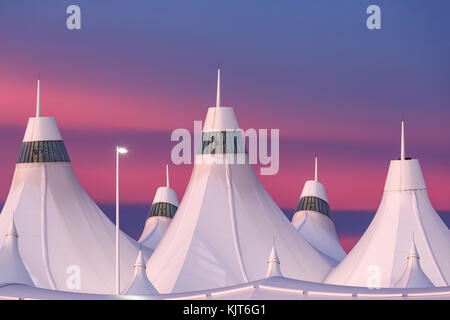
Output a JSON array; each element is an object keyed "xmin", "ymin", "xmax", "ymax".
[{"xmin": 0, "ymin": 1, "xmax": 449, "ymax": 251}]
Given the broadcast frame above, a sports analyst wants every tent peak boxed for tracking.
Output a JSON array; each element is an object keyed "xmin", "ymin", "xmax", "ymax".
[
  {"xmin": 6, "ymin": 220, "xmax": 18, "ymax": 238},
  {"xmin": 134, "ymin": 250, "xmax": 146, "ymax": 269},
  {"xmin": 265, "ymin": 241, "xmax": 283, "ymax": 278},
  {"xmin": 408, "ymin": 237, "xmax": 419, "ymax": 260}
]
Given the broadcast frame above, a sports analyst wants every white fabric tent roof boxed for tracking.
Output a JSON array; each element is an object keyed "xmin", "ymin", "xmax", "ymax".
[
  {"xmin": 292, "ymin": 158, "xmax": 346, "ymax": 263},
  {"xmin": 139, "ymin": 216, "xmax": 172, "ymax": 251},
  {"xmin": 0, "ymin": 99, "xmax": 141, "ymax": 293},
  {"xmin": 164, "ymin": 277, "xmax": 450, "ymax": 300},
  {"xmin": 139, "ymin": 166, "xmax": 179, "ymax": 251},
  {"xmin": 0, "ymin": 221, "xmax": 34, "ymax": 286},
  {"xmin": 147, "ymin": 70, "xmax": 334, "ymax": 294},
  {"xmin": 1, "ymin": 276, "xmax": 450, "ymax": 300},
  {"xmin": 325, "ymin": 123, "xmax": 450, "ymax": 288}
]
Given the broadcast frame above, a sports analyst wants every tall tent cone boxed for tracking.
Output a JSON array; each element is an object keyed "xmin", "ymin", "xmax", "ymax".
[
  {"xmin": 0, "ymin": 86, "xmax": 141, "ymax": 293},
  {"xmin": 216, "ymin": 67, "xmax": 221, "ymax": 107},
  {"xmin": 36, "ymin": 79, "xmax": 40, "ymax": 117},
  {"xmin": 395, "ymin": 238, "xmax": 434, "ymax": 288},
  {"xmin": 0, "ymin": 220, "xmax": 34, "ymax": 286},
  {"xmin": 325, "ymin": 123, "xmax": 450, "ymax": 287},
  {"xmin": 291, "ymin": 156, "xmax": 346, "ymax": 263},
  {"xmin": 123, "ymin": 249, "xmax": 158, "ymax": 295},
  {"xmin": 147, "ymin": 70, "xmax": 334, "ymax": 294},
  {"xmin": 138, "ymin": 165, "xmax": 179, "ymax": 251},
  {"xmin": 265, "ymin": 242, "xmax": 283, "ymax": 278}
]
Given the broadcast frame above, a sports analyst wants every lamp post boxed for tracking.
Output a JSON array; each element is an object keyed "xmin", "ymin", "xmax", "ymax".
[{"xmin": 116, "ymin": 146, "xmax": 128, "ymax": 295}]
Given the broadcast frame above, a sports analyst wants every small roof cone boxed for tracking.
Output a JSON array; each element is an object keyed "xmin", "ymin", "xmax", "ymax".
[
  {"xmin": 265, "ymin": 241, "xmax": 283, "ymax": 278},
  {"xmin": 395, "ymin": 238, "xmax": 434, "ymax": 288},
  {"xmin": 138, "ymin": 166, "xmax": 179, "ymax": 250},
  {"xmin": 146, "ymin": 166, "xmax": 179, "ymax": 218},
  {"xmin": 22, "ymin": 79, "xmax": 65, "ymax": 143},
  {"xmin": 36, "ymin": 79, "xmax": 40, "ymax": 117},
  {"xmin": 123, "ymin": 250, "xmax": 158, "ymax": 295},
  {"xmin": 408, "ymin": 237, "xmax": 419, "ymax": 259},
  {"xmin": 292, "ymin": 155, "xmax": 346, "ymax": 263},
  {"xmin": 5, "ymin": 220, "xmax": 18, "ymax": 238},
  {"xmin": 134, "ymin": 250, "xmax": 146, "ymax": 268},
  {"xmin": 295, "ymin": 155, "xmax": 328, "ymax": 204},
  {"xmin": 401, "ymin": 121, "xmax": 405, "ymax": 160},
  {"xmin": 0, "ymin": 220, "xmax": 34, "ymax": 286},
  {"xmin": 216, "ymin": 67, "xmax": 221, "ymax": 107}
]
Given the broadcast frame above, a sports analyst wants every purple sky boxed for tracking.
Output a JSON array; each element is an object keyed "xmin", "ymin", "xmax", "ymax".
[{"xmin": 0, "ymin": 1, "xmax": 449, "ymax": 251}]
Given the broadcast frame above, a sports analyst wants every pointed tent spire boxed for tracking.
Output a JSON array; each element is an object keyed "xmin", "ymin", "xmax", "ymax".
[
  {"xmin": 265, "ymin": 239, "xmax": 283, "ymax": 278},
  {"xmin": 0, "ymin": 219, "xmax": 34, "ymax": 286},
  {"xmin": 401, "ymin": 121, "xmax": 405, "ymax": 160},
  {"xmin": 314, "ymin": 156, "xmax": 318, "ymax": 182},
  {"xmin": 408, "ymin": 236, "xmax": 419, "ymax": 259},
  {"xmin": 394, "ymin": 237, "xmax": 434, "ymax": 288},
  {"xmin": 166, "ymin": 164, "xmax": 170, "ymax": 188},
  {"xmin": 216, "ymin": 67, "xmax": 221, "ymax": 107},
  {"xmin": 123, "ymin": 249, "xmax": 158, "ymax": 295},
  {"xmin": 134, "ymin": 249, "xmax": 146, "ymax": 268},
  {"xmin": 36, "ymin": 79, "xmax": 41, "ymax": 117},
  {"xmin": 5, "ymin": 220, "xmax": 18, "ymax": 238}
]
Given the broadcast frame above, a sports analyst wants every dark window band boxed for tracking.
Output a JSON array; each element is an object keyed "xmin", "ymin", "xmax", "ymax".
[
  {"xmin": 147, "ymin": 202, "xmax": 178, "ymax": 219},
  {"xmin": 295, "ymin": 196, "xmax": 331, "ymax": 218},
  {"xmin": 17, "ymin": 140, "xmax": 70, "ymax": 163},
  {"xmin": 198, "ymin": 131, "xmax": 247, "ymax": 155}
]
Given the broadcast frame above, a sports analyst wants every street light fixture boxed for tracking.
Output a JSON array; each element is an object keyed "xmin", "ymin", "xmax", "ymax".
[{"xmin": 115, "ymin": 146, "xmax": 128, "ymax": 295}]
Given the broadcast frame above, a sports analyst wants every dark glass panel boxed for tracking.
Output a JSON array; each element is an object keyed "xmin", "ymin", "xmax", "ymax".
[
  {"xmin": 38, "ymin": 142, "xmax": 44, "ymax": 162},
  {"xmin": 295, "ymin": 196, "xmax": 331, "ymax": 218},
  {"xmin": 25, "ymin": 142, "xmax": 32, "ymax": 162},
  {"xmin": 55, "ymin": 141, "xmax": 64, "ymax": 161},
  {"xmin": 61, "ymin": 143, "xmax": 70, "ymax": 161},
  {"xmin": 48, "ymin": 141, "xmax": 54, "ymax": 162},
  {"xmin": 52, "ymin": 141, "xmax": 62, "ymax": 161},
  {"xmin": 17, "ymin": 143, "xmax": 25, "ymax": 163},
  {"xmin": 147, "ymin": 202, "xmax": 178, "ymax": 219},
  {"xmin": 22, "ymin": 143, "xmax": 29, "ymax": 162},
  {"xmin": 199, "ymin": 131, "xmax": 246, "ymax": 155},
  {"xmin": 43, "ymin": 141, "xmax": 49, "ymax": 162},
  {"xmin": 17, "ymin": 140, "xmax": 70, "ymax": 163},
  {"xmin": 32, "ymin": 142, "xmax": 38, "ymax": 162}
]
